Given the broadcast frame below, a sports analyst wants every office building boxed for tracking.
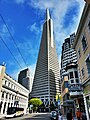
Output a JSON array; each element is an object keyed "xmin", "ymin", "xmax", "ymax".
[
  {"xmin": 31, "ymin": 9, "xmax": 60, "ymax": 106},
  {"xmin": 60, "ymin": 33, "xmax": 77, "ymax": 81},
  {"xmin": 73, "ymin": 3, "xmax": 90, "ymax": 119},
  {"xmin": 18, "ymin": 68, "xmax": 33, "ymax": 92},
  {"xmin": 0, "ymin": 65, "xmax": 29, "ymax": 115}
]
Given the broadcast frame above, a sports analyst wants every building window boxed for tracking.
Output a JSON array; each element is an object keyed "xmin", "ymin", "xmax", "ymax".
[
  {"xmin": 8, "ymin": 82, "xmax": 10, "ymax": 87},
  {"xmin": 76, "ymin": 79, "xmax": 79, "ymax": 83},
  {"xmin": 86, "ymin": 55, "xmax": 90, "ymax": 76},
  {"xmin": 70, "ymin": 72, "xmax": 74, "ymax": 79},
  {"xmin": 2, "ymin": 92, "xmax": 4, "ymax": 98},
  {"xmin": 11, "ymin": 84, "xmax": 13, "ymax": 89},
  {"xmin": 5, "ymin": 80, "xmax": 7, "ymax": 85},
  {"xmin": 6, "ymin": 93, "xmax": 8, "ymax": 99},
  {"xmin": 14, "ymin": 86, "xmax": 16, "ymax": 90},
  {"xmin": 88, "ymin": 20, "xmax": 90, "ymax": 31},
  {"xmin": 64, "ymin": 81, "xmax": 68, "ymax": 88},
  {"xmin": 78, "ymin": 48, "xmax": 81, "ymax": 58},
  {"xmin": 82, "ymin": 36, "xmax": 87, "ymax": 51},
  {"xmin": 9, "ymin": 94, "xmax": 11, "ymax": 99},
  {"xmin": 71, "ymin": 80, "xmax": 74, "ymax": 83},
  {"xmin": 75, "ymin": 71, "xmax": 78, "ymax": 78},
  {"xmin": 81, "ymin": 68, "xmax": 85, "ymax": 77}
]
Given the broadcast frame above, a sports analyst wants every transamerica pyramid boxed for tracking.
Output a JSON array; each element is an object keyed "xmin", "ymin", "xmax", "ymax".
[{"xmin": 31, "ymin": 9, "xmax": 61, "ymax": 106}]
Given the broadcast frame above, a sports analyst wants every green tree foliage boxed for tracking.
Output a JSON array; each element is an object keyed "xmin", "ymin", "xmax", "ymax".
[{"xmin": 29, "ymin": 98, "xmax": 43, "ymax": 112}]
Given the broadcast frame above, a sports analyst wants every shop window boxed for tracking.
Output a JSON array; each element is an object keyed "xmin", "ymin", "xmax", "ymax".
[
  {"xmin": 82, "ymin": 36, "xmax": 87, "ymax": 51},
  {"xmin": 70, "ymin": 72, "xmax": 74, "ymax": 79},
  {"xmin": 86, "ymin": 55, "xmax": 90, "ymax": 76},
  {"xmin": 75, "ymin": 71, "xmax": 78, "ymax": 78}
]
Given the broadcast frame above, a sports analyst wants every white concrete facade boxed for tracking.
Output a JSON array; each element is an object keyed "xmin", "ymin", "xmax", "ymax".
[{"xmin": 0, "ymin": 65, "xmax": 29, "ymax": 116}]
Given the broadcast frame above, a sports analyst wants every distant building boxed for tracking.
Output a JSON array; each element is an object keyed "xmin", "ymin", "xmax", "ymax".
[
  {"xmin": 73, "ymin": 3, "xmax": 90, "ymax": 120},
  {"xmin": 0, "ymin": 65, "xmax": 29, "ymax": 115},
  {"xmin": 60, "ymin": 33, "xmax": 77, "ymax": 81},
  {"xmin": 18, "ymin": 68, "xmax": 33, "ymax": 92},
  {"xmin": 31, "ymin": 9, "xmax": 61, "ymax": 106}
]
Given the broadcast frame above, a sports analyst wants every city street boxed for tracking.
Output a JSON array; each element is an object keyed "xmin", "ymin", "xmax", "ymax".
[{"xmin": 2, "ymin": 113, "xmax": 51, "ymax": 120}]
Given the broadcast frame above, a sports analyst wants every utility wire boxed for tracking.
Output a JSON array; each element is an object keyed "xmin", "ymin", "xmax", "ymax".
[
  {"xmin": 0, "ymin": 35, "xmax": 22, "ymax": 69},
  {"xmin": 0, "ymin": 13, "xmax": 28, "ymax": 67}
]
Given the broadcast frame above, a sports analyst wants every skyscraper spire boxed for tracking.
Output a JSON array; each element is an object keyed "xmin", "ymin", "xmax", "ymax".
[{"xmin": 46, "ymin": 8, "xmax": 50, "ymax": 20}]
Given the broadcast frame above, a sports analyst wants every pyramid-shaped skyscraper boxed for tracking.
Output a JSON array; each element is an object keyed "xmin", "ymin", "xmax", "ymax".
[{"xmin": 31, "ymin": 9, "xmax": 61, "ymax": 105}]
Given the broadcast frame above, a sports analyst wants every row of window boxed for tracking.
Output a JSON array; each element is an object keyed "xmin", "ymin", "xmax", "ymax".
[
  {"xmin": 81, "ymin": 55, "xmax": 90, "ymax": 78},
  {"xmin": 4, "ymin": 79, "xmax": 27, "ymax": 94},
  {"xmin": 77, "ymin": 20, "xmax": 90, "ymax": 59},
  {"xmin": 69, "ymin": 71, "xmax": 78, "ymax": 79},
  {"xmin": 4, "ymin": 80, "xmax": 16, "ymax": 90},
  {"xmin": 1, "ymin": 92, "xmax": 27, "ymax": 103},
  {"xmin": 2, "ymin": 92, "xmax": 17, "ymax": 100}
]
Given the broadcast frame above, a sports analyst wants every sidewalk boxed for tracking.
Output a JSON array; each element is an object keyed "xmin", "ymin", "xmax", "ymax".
[{"xmin": 0, "ymin": 114, "xmax": 5, "ymax": 120}]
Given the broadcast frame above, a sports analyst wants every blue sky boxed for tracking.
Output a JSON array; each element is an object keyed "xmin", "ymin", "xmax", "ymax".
[{"xmin": 0, "ymin": 0, "xmax": 85, "ymax": 80}]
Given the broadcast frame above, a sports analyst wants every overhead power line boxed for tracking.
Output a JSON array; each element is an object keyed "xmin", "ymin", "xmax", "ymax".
[
  {"xmin": 0, "ymin": 13, "xmax": 28, "ymax": 67},
  {"xmin": 0, "ymin": 35, "xmax": 22, "ymax": 69}
]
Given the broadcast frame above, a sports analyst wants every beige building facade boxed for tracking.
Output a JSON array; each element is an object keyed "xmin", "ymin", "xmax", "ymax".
[
  {"xmin": 73, "ymin": 3, "xmax": 90, "ymax": 120},
  {"xmin": 0, "ymin": 65, "xmax": 29, "ymax": 116}
]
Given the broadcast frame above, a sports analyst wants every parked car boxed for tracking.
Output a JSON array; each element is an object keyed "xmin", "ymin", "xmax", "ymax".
[{"xmin": 50, "ymin": 111, "xmax": 58, "ymax": 120}]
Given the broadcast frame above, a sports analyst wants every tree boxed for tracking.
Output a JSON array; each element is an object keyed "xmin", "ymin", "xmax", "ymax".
[{"xmin": 29, "ymin": 98, "xmax": 43, "ymax": 112}]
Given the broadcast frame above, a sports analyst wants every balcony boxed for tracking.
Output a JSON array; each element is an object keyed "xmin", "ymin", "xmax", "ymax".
[{"xmin": 68, "ymin": 84, "xmax": 83, "ymax": 97}]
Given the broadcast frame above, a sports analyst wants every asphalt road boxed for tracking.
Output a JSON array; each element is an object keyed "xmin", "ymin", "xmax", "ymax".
[{"xmin": 4, "ymin": 113, "xmax": 51, "ymax": 120}]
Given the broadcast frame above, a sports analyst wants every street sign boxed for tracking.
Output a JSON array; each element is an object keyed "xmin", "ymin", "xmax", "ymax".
[{"xmin": 58, "ymin": 100, "xmax": 60, "ymax": 105}]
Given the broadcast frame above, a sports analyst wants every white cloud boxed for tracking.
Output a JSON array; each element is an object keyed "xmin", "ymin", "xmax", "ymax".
[
  {"xmin": 28, "ymin": 0, "xmax": 85, "ymax": 64},
  {"xmin": 0, "ymin": 24, "xmax": 9, "ymax": 37},
  {"xmin": 28, "ymin": 63, "xmax": 36, "ymax": 78},
  {"xmin": 10, "ymin": 0, "xmax": 85, "ymax": 78},
  {"xmin": 14, "ymin": 0, "xmax": 85, "ymax": 64},
  {"xmin": 27, "ymin": 22, "xmax": 40, "ymax": 34},
  {"xmin": 0, "ymin": 23, "xmax": 15, "ymax": 41}
]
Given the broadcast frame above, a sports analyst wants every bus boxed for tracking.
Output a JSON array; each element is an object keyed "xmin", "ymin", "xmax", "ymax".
[{"xmin": 6, "ymin": 107, "xmax": 24, "ymax": 118}]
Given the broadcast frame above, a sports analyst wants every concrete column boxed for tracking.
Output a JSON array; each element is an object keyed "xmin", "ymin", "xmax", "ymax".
[
  {"xmin": 83, "ymin": 94, "xmax": 89, "ymax": 120},
  {"xmin": 13, "ymin": 95, "xmax": 15, "ymax": 106},
  {"xmin": 1, "ymin": 92, "xmax": 6, "ymax": 114}
]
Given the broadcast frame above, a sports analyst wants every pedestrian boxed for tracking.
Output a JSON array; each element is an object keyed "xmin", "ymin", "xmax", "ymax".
[
  {"xmin": 58, "ymin": 112, "xmax": 63, "ymax": 120},
  {"xmin": 66, "ymin": 110, "xmax": 73, "ymax": 120},
  {"xmin": 82, "ymin": 112, "xmax": 87, "ymax": 120},
  {"xmin": 76, "ymin": 108, "xmax": 82, "ymax": 120}
]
